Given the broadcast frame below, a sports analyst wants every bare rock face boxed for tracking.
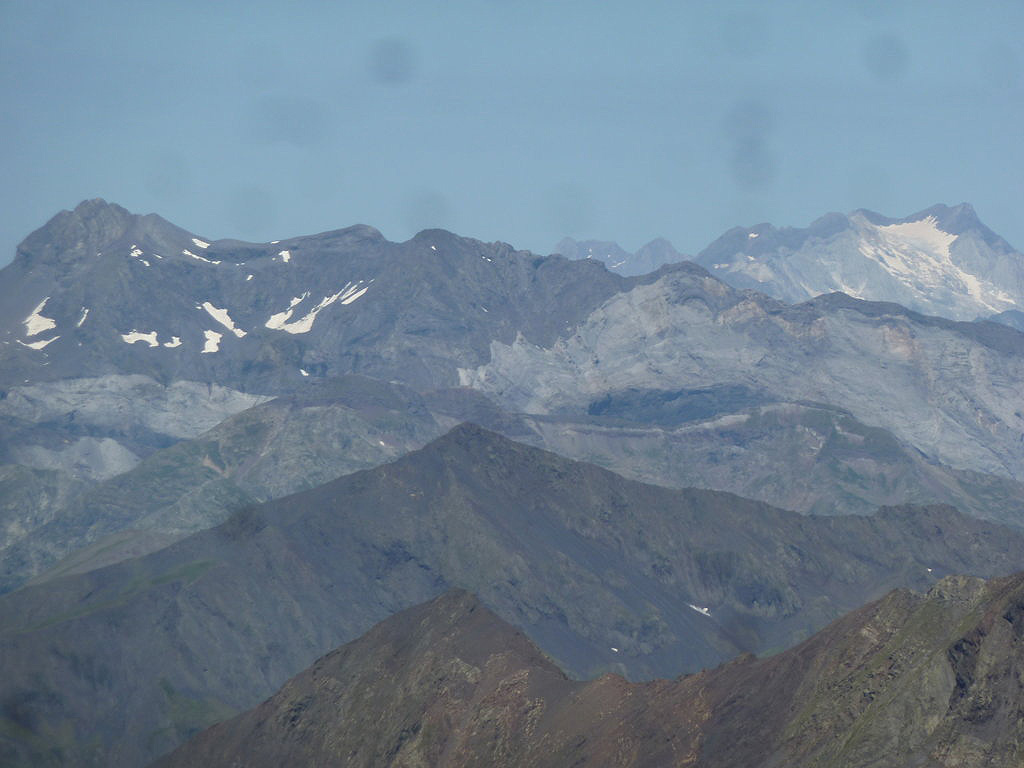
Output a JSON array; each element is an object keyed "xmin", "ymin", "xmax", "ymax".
[
  {"xmin": 459, "ymin": 266, "xmax": 1024, "ymax": 483},
  {"xmin": 155, "ymin": 573, "xmax": 1024, "ymax": 768},
  {"xmin": 428, "ymin": 387, "xmax": 1024, "ymax": 525}
]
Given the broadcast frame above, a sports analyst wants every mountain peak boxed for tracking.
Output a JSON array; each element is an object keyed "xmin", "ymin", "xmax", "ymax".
[
  {"xmin": 854, "ymin": 202, "xmax": 985, "ymax": 236},
  {"xmin": 15, "ymin": 199, "xmax": 197, "ymax": 269},
  {"xmin": 72, "ymin": 197, "xmax": 129, "ymax": 217},
  {"xmin": 914, "ymin": 201, "xmax": 985, "ymax": 236},
  {"xmin": 697, "ymin": 202, "xmax": 1022, "ymax": 320}
]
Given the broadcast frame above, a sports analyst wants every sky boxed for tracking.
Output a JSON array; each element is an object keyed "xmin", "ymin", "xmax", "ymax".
[{"xmin": 1, "ymin": 0, "xmax": 1022, "ymax": 267}]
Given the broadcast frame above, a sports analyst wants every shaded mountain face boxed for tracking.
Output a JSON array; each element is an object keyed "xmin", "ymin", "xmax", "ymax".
[
  {"xmin": 989, "ymin": 308, "xmax": 1024, "ymax": 331},
  {"xmin": 3, "ymin": 426, "xmax": 1024, "ymax": 767},
  {"xmin": 156, "ymin": 574, "xmax": 1024, "ymax": 768},
  {"xmin": 695, "ymin": 203, "xmax": 1024, "ymax": 322}
]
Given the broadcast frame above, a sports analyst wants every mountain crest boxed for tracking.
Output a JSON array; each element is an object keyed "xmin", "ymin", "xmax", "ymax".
[
  {"xmin": 15, "ymin": 198, "xmax": 199, "ymax": 270},
  {"xmin": 695, "ymin": 202, "xmax": 1024, "ymax": 321}
]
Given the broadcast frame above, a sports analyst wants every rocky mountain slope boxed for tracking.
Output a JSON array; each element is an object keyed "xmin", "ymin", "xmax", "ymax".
[
  {"xmin": 430, "ymin": 386, "xmax": 1024, "ymax": 525},
  {"xmin": 1, "ymin": 376, "xmax": 443, "ymax": 592},
  {"xmin": 155, "ymin": 573, "xmax": 1024, "ymax": 768},
  {"xmin": 4, "ymin": 426, "xmax": 1024, "ymax": 767},
  {"xmin": 0, "ymin": 199, "xmax": 651, "ymax": 393},
  {"xmin": 460, "ymin": 268, "xmax": 1024, "ymax": 483},
  {"xmin": 10, "ymin": 377, "xmax": 1023, "ymax": 596},
  {"xmin": 695, "ymin": 203, "xmax": 1024, "ymax": 323}
]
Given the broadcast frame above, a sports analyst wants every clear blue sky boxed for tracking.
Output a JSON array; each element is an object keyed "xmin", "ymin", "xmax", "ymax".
[{"xmin": 2, "ymin": 0, "xmax": 1022, "ymax": 266}]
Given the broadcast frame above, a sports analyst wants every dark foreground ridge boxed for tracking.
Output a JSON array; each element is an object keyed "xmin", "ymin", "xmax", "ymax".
[{"xmin": 156, "ymin": 574, "xmax": 1024, "ymax": 767}]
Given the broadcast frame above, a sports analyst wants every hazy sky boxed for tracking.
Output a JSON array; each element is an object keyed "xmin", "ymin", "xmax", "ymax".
[{"xmin": 1, "ymin": 0, "xmax": 1022, "ymax": 266}]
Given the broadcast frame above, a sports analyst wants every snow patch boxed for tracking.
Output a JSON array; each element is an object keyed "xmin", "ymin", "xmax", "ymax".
[
  {"xmin": 688, "ymin": 603, "xmax": 711, "ymax": 617},
  {"xmin": 201, "ymin": 330, "xmax": 222, "ymax": 353},
  {"xmin": 861, "ymin": 215, "xmax": 1013, "ymax": 312},
  {"xmin": 300, "ymin": 368, "xmax": 309, "ymax": 377},
  {"xmin": 76, "ymin": 308, "xmax": 89, "ymax": 327},
  {"xmin": 430, "ymin": 245, "xmax": 437, "ymax": 251},
  {"xmin": 17, "ymin": 336, "xmax": 59, "ymax": 350},
  {"xmin": 339, "ymin": 282, "xmax": 370, "ymax": 304},
  {"xmin": 24, "ymin": 297, "xmax": 57, "ymax": 337},
  {"xmin": 129, "ymin": 246, "xmax": 151, "ymax": 267},
  {"xmin": 121, "ymin": 330, "xmax": 159, "ymax": 347},
  {"xmin": 183, "ymin": 249, "xmax": 221, "ymax": 265},
  {"xmin": 163, "ymin": 336, "xmax": 182, "ymax": 348},
  {"xmin": 264, "ymin": 281, "xmax": 370, "ymax": 334},
  {"xmin": 277, "ymin": 250, "xmax": 291, "ymax": 263},
  {"xmin": 191, "ymin": 237, "xmax": 210, "ymax": 249},
  {"xmin": 748, "ymin": 232, "xmax": 759, "ymax": 239},
  {"xmin": 246, "ymin": 274, "xmax": 254, "ymax": 281},
  {"xmin": 270, "ymin": 240, "xmax": 280, "ymax": 244},
  {"xmin": 201, "ymin": 302, "xmax": 247, "ymax": 337},
  {"xmin": 265, "ymin": 293, "xmax": 310, "ymax": 331},
  {"xmin": 877, "ymin": 216, "xmax": 957, "ymax": 260},
  {"xmin": 610, "ymin": 647, "xmax": 619, "ymax": 653}
]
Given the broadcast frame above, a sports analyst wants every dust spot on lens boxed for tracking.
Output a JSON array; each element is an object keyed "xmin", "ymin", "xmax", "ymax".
[
  {"xmin": 369, "ymin": 38, "xmax": 417, "ymax": 86},
  {"xmin": 544, "ymin": 184, "xmax": 594, "ymax": 238},
  {"xmin": 722, "ymin": 100, "xmax": 777, "ymax": 190},
  {"xmin": 225, "ymin": 185, "xmax": 277, "ymax": 240},
  {"xmin": 143, "ymin": 150, "xmax": 192, "ymax": 204},
  {"xmin": 862, "ymin": 34, "xmax": 909, "ymax": 81},
  {"xmin": 403, "ymin": 190, "xmax": 452, "ymax": 233},
  {"xmin": 245, "ymin": 95, "xmax": 333, "ymax": 148},
  {"xmin": 721, "ymin": 11, "xmax": 769, "ymax": 59}
]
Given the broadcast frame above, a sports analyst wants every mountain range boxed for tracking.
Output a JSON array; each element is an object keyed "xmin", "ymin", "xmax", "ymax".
[
  {"xmin": 4, "ymin": 200, "xmax": 1024, "ymax": 594},
  {"xmin": 1, "ymin": 199, "xmax": 1023, "ymax": 765},
  {"xmin": 556, "ymin": 203, "xmax": 1024, "ymax": 324},
  {"xmin": 4, "ymin": 425, "xmax": 1024, "ymax": 767}
]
